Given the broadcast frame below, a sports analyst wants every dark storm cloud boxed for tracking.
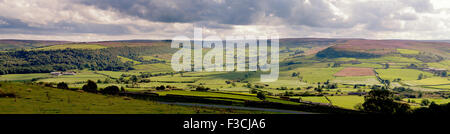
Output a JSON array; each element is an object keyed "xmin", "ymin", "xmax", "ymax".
[
  {"xmin": 77, "ymin": 0, "xmax": 259, "ymax": 25},
  {"xmin": 76, "ymin": 0, "xmax": 357, "ymax": 28},
  {"xmin": 0, "ymin": 0, "xmax": 447, "ymax": 40}
]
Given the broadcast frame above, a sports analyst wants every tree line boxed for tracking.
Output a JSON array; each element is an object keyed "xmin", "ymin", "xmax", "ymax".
[{"xmin": 0, "ymin": 48, "xmax": 134, "ymax": 74}]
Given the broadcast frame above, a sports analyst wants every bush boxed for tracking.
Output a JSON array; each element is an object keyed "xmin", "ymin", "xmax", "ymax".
[
  {"xmin": 101, "ymin": 85, "xmax": 120, "ymax": 95},
  {"xmin": 156, "ymin": 85, "xmax": 166, "ymax": 90},
  {"xmin": 82, "ymin": 80, "xmax": 98, "ymax": 93},
  {"xmin": 421, "ymin": 99, "xmax": 430, "ymax": 106},
  {"xmin": 57, "ymin": 82, "xmax": 69, "ymax": 89},
  {"xmin": 196, "ymin": 86, "xmax": 210, "ymax": 91},
  {"xmin": 44, "ymin": 83, "xmax": 54, "ymax": 87},
  {"xmin": 257, "ymin": 92, "xmax": 266, "ymax": 101}
]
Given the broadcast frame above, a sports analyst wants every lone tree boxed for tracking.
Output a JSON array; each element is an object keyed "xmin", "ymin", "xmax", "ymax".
[
  {"xmin": 418, "ymin": 73, "xmax": 423, "ymax": 80},
  {"xmin": 156, "ymin": 85, "xmax": 166, "ymax": 90},
  {"xmin": 257, "ymin": 92, "xmax": 266, "ymax": 101},
  {"xmin": 101, "ymin": 85, "xmax": 120, "ymax": 95},
  {"xmin": 361, "ymin": 89, "xmax": 410, "ymax": 114},
  {"xmin": 57, "ymin": 82, "xmax": 69, "ymax": 89},
  {"xmin": 82, "ymin": 80, "xmax": 98, "ymax": 93}
]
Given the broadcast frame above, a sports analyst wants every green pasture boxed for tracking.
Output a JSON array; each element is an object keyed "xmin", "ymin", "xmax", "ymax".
[
  {"xmin": 0, "ymin": 82, "xmax": 270, "ymax": 114},
  {"xmin": 397, "ymin": 48, "xmax": 420, "ymax": 55},
  {"xmin": 37, "ymin": 72, "xmax": 106, "ymax": 84},
  {"xmin": 0, "ymin": 73, "xmax": 51, "ymax": 81},
  {"xmin": 376, "ymin": 69, "xmax": 434, "ymax": 81}
]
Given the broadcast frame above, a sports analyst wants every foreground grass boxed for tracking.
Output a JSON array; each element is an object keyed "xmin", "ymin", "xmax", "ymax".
[
  {"xmin": 0, "ymin": 82, "xmax": 273, "ymax": 114},
  {"xmin": 156, "ymin": 90, "xmax": 300, "ymax": 105}
]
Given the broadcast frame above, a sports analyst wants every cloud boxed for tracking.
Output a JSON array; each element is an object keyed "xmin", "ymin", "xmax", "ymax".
[{"xmin": 0, "ymin": 0, "xmax": 448, "ymax": 41}]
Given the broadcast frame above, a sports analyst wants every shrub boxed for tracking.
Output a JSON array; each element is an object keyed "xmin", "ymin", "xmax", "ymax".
[
  {"xmin": 57, "ymin": 82, "xmax": 69, "ymax": 89},
  {"xmin": 82, "ymin": 80, "xmax": 98, "ymax": 93},
  {"xmin": 156, "ymin": 85, "xmax": 166, "ymax": 90},
  {"xmin": 44, "ymin": 83, "xmax": 54, "ymax": 87},
  {"xmin": 101, "ymin": 85, "xmax": 120, "ymax": 95},
  {"xmin": 196, "ymin": 86, "xmax": 210, "ymax": 91},
  {"xmin": 421, "ymin": 99, "xmax": 430, "ymax": 106},
  {"xmin": 257, "ymin": 92, "xmax": 266, "ymax": 101}
]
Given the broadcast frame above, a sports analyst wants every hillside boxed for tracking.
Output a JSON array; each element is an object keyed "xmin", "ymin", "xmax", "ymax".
[
  {"xmin": 317, "ymin": 39, "xmax": 450, "ymax": 59},
  {"xmin": 0, "ymin": 39, "xmax": 70, "ymax": 50},
  {"xmin": 0, "ymin": 82, "xmax": 272, "ymax": 114}
]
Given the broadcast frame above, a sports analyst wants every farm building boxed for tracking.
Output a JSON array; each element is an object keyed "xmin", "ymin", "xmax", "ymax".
[{"xmin": 50, "ymin": 71, "xmax": 77, "ymax": 76}]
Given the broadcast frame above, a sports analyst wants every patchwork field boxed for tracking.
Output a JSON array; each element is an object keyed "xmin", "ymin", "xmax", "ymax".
[
  {"xmin": 376, "ymin": 69, "xmax": 434, "ymax": 81},
  {"xmin": 132, "ymin": 64, "xmax": 173, "ymax": 73},
  {"xmin": 334, "ymin": 67, "xmax": 374, "ymax": 77},
  {"xmin": 403, "ymin": 77, "xmax": 449, "ymax": 86},
  {"xmin": 332, "ymin": 76, "xmax": 380, "ymax": 85},
  {"xmin": 0, "ymin": 38, "xmax": 449, "ymax": 114},
  {"xmin": 397, "ymin": 48, "xmax": 420, "ymax": 55},
  {"xmin": 288, "ymin": 68, "xmax": 343, "ymax": 83},
  {"xmin": 37, "ymin": 72, "xmax": 107, "ymax": 84},
  {"xmin": 299, "ymin": 96, "xmax": 364, "ymax": 110},
  {"xmin": 327, "ymin": 96, "xmax": 364, "ymax": 110}
]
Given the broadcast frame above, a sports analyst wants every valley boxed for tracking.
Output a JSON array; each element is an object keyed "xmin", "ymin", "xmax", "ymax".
[{"xmin": 0, "ymin": 38, "xmax": 449, "ymax": 114}]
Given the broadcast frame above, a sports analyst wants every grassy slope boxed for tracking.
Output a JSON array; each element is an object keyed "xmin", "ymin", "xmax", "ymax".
[
  {"xmin": 37, "ymin": 71, "xmax": 107, "ymax": 84},
  {"xmin": 0, "ymin": 82, "xmax": 272, "ymax": 114},
  {"xmin": 0, "ymin": 73, "xmax": 51, "ymax": 81}
]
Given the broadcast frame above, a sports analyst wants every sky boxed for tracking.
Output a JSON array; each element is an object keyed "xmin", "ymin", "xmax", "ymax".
[{"xmin": 0, "ymin": 0, "xmax": 449, "ymax": 41}]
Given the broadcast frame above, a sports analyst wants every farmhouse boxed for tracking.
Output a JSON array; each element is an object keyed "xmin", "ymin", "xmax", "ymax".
[
  {"xmin": 50, "ymin": 72, "xmax": 62, "ymax": 76},
  {"xmin": 62, "ymin": 71, "xmax": 77, "ymax": 75},
  {"xmin": 50, "ymin": 71, "xmax": 77, "ymax": 76}
]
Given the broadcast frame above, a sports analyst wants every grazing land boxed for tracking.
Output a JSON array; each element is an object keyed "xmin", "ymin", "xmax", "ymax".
[
  {"xmin": 0, "ymin": 82, "xmax": 272, "ymax": 114},
  {"xmin": 0, "ymin": 38, "xmax": 448, "ymax": 114},
  {"xmin": 334, "ymin": 67, "xmax": 375, "ymax": 77}
]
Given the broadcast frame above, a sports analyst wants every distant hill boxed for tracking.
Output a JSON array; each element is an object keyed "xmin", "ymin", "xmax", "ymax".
[
  {"xmin": 89, "ymin": 40, "xmax": 171, "ymax": 47},
  {"xmin": 0, "ymin": 39, "xmax": 70, "ymax": 50},
  {"xmin": 316, "ymin": 39, "xmax": 450, "ymax": 59},
  {"xmin": 1, "ymin": 38, "xmax": 449, "ymax": 59}
]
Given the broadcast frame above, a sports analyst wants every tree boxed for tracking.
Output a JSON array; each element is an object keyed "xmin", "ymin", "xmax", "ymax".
[
  {"xmin": 82, "ymin": 80, "xmax": 98, "ymax": 93},
  {"xmin": 101, "ymin": 85, "xmax": 120, "ymax": 95},
  {"xmin": 361, "ymin": 89, "xmax": 410, "ymax": 114},
  {"xmin": 421, "ymin": 99, "xmax": 430, "ymax": 106},
  {"xmin": 57, "ymin": 82, "xmax": 69, "ymax": 89},
  {"xmin": 156, "ymin": 85, "xmax": 166, "ymax": 90},
  {"xmin": 257, "ymin": 92, "xmax": 266, "ymax": 101},
  {"xmin": 130, "ymin": 75, "xmax": 138, "ymax": 83},
  {"xmin": 195, "ymin": 86, "xmax": 210, "ymax": 91},
  {"xmin": 418, "ymin": 73, "xmax": 423, "ymax": 80}
]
